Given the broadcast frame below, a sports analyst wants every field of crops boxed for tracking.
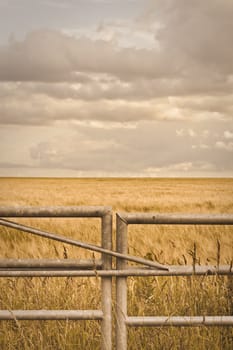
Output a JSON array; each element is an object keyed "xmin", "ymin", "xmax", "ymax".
[{"xmin": 0, "ymin": 177, "xmax": 233, "ymax": 349}]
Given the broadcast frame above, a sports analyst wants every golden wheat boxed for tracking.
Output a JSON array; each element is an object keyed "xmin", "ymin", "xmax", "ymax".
[{"xmin": 0, "ymin": 178, "xmax": 233, "ymax": 349}]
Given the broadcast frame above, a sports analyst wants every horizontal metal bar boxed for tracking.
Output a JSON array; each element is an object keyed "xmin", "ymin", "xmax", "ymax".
[
  {"xmin": 0, "ymin": 310, "xmax": 103, "ymax": 320},
  {"xmin": 0, "ymin": 206, "xmax": 111, "ymax": 218},
  {"xmin": 126, "ymin": 316, "xmax": 233, "ymax": 327},
  {"xmin": 0, "ymin": 265, "xmax": 232, "ymax": 277},
  {"xmin": 118, "ymin": 213, "xmax": 233, "ymax": 225},
  {"xmin": 0, "ymin": 218, "xmax": 168, "ymax": 270},
  {"xmin": 0, "ymin": 259, "xmax": 102, "ymax": 269}
]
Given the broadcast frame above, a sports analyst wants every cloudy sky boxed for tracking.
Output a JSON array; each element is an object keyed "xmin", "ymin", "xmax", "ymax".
[{"xmin": 0, "ymin": 0, "xmax": 233, "ymax": 177}]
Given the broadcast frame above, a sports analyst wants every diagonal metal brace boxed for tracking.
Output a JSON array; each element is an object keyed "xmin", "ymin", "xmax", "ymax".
[{"xmin": 0, "ymin": 218, "xmax": 168, "ymax": 271}]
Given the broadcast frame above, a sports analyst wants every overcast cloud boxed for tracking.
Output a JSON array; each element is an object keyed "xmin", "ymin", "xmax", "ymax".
[{"xmin": 0, "ymin": 0, "xmax": 233, "ymax": 177}]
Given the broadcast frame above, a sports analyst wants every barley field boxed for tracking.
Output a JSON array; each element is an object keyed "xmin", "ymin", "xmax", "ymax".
[{"xmin": 0, "ymin": 177, "xmax": 233, "ymax": 349}]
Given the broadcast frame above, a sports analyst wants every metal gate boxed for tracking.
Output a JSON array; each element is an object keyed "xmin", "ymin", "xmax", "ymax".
[
  {"xmin": 115, "ymin": 212, "xmax": 233, "ymax": 349},
  {"xmin": 0, "ymin": 206, "xmax": 112, "ymax": 350},
  {"xmin": 0, "ymin": 207, "xmax": 233, "ymax": 349}
]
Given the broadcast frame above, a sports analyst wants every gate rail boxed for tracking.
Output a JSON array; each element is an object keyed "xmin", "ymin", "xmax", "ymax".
[
  {"xmin": 0, "ymin": 206, "xmax": 112, "ymax": 350},
  {"xmin": 116, "ymin": 213, "xmax": 233, "ymax": 350},
  {"xmin": 0, "ymin": 207, "xmax": 233, "ymax": 349}
]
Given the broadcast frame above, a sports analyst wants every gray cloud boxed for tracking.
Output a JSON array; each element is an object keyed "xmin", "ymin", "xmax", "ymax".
[
  {"xmin": 1, "ymin": 84, "xmax": 233, "ymax": 126},
  {"xmin": 24, "ymin": 120, "xmax": 233, "ymax": 172},
  {"xmin": 142, "ymin": 0, "xmax": 233, "ymax": 71},
  {"xmin": 1, "ymin": 118, "xmax": 233, "ymax": 177},
  {"xmin": 1, "ymin": 0, "xmax": 232, "ymax": 87},
  {"xmin": 0, "ymin": 161, "xmax": 29, "ymax": 169},
  {"xmin": 1, "ymin": 0, "xmax": 233, "ymax": 123},
  {"xmin": 0, "ymin": 24, "xmax": 231, "ymax": 100},
  {"xmin": 1, "ymin": 0, "xmax": 233, "ymax": 176},
  {"xmin": 0, "ymin": 30, "xmax": 170, "ymax": 82}
]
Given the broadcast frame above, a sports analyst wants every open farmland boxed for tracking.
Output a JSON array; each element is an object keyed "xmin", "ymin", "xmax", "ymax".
[{"xmin": 0, "ymin": 177, "xmax": 233, "ymax": 349}]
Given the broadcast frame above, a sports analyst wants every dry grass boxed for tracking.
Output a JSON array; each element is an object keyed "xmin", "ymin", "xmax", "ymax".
[{"xmin": 0, "ymin": 177, "xmax": 233, "ymax": 349}]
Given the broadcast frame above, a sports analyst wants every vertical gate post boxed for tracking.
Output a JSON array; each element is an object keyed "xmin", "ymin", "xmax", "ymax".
[
  {"xmin": 116, "ymin": 214, "xmax": 128, "ymax": 350},
  {"xmin": 101, "ymin": 209, "xmax": 113, "ymax": 350}
]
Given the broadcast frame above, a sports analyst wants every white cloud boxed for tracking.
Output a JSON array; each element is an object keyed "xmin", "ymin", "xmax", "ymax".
[
  {"xmin": 188, "ymin": 129, "xmax": 196, "ymax": 137},
  {"xmin": 147, "ymin": 162, "xmax": 193, "ymax": 173},
  {"xmin": 224, "ymin": 130, "xmax": 233, "ymax": 139},
  {"xmin": 176, "ymin": 128, "xmax": 184, "ymax": 136},
  {"xmin": 202, "ymin": 130, "xmax": 209, "ymax": 138},
  {"xmin": 170, "ymin": 162, "xmax": 193, "ymax": 172},
  {"xmin": 69, "ymin": 120, "xmax": 138, "ymax": 129},
  {"xmin": 64, "ymin": 18, "xmax": 158, "ymax": 50},
  {"xmin": 215, "ymin": 141, "xmax": 233, "ymax": 152},
  {"xmin": 145, "ymin": 161, "xmax": 216, "ymax": 176},
  {"xmin": 191, "ymin": 143, "xmax": 211, "ymax": 150},
  {"xmin": 176, "ymin": 128, "xmax": 197, "ymax": 137},
  {"xmin": 200, "ymin": 144, "xmax": 210, "ymax": 149}
]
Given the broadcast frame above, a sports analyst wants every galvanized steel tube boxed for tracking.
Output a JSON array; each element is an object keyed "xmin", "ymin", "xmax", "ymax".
[
  {"xmin": 119, "ymin": 213, "xmax": 233, "ymax": 225},
  {"xmin": 126, "ymin": 316, "xmax": 233, "ymax": 327},
  {"xmin": 101, "ymin": 211, "xmax": 112, "ymax": 350},
  {"xmin": 0, "ymin": 310, "xmax": 103, "ymax": 320},
  {"xmin": 0, "ymin": 258, "xmax": 102, "ymax": 269},
  {"xmin": 116, "ymin": 215, "xmax": 128, "ymax": 350},
  {"xmin": 0, "ymin": 206, "xmax": 110, "ymax": 218},
  {"xmin": 0, "ymin": 265, "xmax": 231, "ymax": 277},
  {"xmin": 0, "ymin": 218, "xmax": 167, "ymax": 270}
]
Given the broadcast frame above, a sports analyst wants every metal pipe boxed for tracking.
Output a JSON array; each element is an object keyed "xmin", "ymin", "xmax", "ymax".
[
  {"xmin": 116, "ymin": 215, "xmax": 128, "ymax": 350},
  {"xmin": 126, "ymin": 316, "xmax": 233, "ymax": 327},
  {"xmin": 0, "ymin": 266, "xmax": 231, "ymax": 277},
  {"xmin": 101, "ymin": 212, "xmax": 112, "ymax": 350},
  {"xmin": 119, "ymin": 213, "xmax": 233, "ymax": 225},
  {"xmin": 0, "ymin": 259, "xmax": 102, "ymax": 269},
  {"xmin": 0, "ymin": 310, "xmax": 103, "ymax": 320},
  {"xmin": 0, "ymin": 206, "xmax": 111, "ymax": 218},
  {"xmin": 0, "ymin": 218, "xmax": 168, "ymax": 270}
]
